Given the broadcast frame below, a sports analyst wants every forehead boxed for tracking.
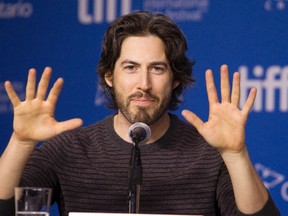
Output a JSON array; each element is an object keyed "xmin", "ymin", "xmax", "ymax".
[{"xmin": 119, "ymin": 35, "xmax": 168, "ymax": 62}]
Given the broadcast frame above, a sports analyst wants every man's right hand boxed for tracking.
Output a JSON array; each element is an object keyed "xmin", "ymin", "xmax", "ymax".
[
  {"xmin": 4, "ymin": 67, "xmax": 83, "ymax": 146},
  {"xmin": 0, "ymin": 67, "xmax": 83, "ymax": 198}
]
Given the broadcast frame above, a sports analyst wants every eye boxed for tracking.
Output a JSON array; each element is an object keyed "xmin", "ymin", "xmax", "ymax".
[
  {"xmin": 150, "ymin": 65, "xmax": 166, "ymax": 74},
  {"xmin": 124, "ymin": 64, "xmax": 138, "ymax": 73}
]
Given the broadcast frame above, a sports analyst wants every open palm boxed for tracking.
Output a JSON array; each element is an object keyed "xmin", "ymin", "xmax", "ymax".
[
  {"xmin": 182, "ymin": 65, "xmax": 256, "ymax": 154},
  {"xmin": 5, "ymin": 67, "xmax": 83, "ymax": 144}
]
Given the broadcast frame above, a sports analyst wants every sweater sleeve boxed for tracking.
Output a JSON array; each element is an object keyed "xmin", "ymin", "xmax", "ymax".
[
  {"xmin": 0, "ymin": 145, "xmax": 58, "ymax": 216},
  {"xmin": 235, "ymin": 193, "xmax": 281, "ymax": 216},
  {"xmin": 216, "ymin": 163, "xmax": 280, "ymax": 216},
  {"xmin": 20, "ymin": 145, "xmax": 59, "ymax": 189},
  {"xmin": 0, "ymin": 197, "xmax": 15, "ymax": 216},
  {"xmin": 0, "ymin": 142, "xmax": 59, "ymax": 216}
]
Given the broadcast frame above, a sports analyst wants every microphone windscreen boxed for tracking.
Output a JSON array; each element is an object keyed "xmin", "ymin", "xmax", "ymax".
[{"xmin": 128, "ymin": 122, "xmax": 151, "ymax": 144}]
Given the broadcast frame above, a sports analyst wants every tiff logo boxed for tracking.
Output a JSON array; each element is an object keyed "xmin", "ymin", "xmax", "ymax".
[
  {"xmin": 78, "ymin": 0, "xmax": 132, "ymax": 24},
  {"xmin": 265, "ymin": 0, "xmax": 288, "ymax": 11},
  {"xmin": 239, "ymin": 65, "xmax": 288, "ymax": 112},
  {"xmin": 255, "ymin": 163, "xmax": 288, "ymax": 202}
]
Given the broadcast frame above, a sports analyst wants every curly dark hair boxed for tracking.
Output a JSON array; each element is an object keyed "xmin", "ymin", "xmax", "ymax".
[{"xmin": 97, "ymin": 10, "xmax": 195, "ymax": 110}]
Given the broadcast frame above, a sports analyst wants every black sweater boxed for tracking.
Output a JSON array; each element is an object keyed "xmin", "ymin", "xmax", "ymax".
[{"xmin": 0, "ymin": 114, "xmax": 280, "ymax": 216}]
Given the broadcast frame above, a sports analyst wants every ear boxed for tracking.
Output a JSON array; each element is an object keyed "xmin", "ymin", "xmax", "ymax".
[
  {"xmin": 172, "ymin": 80, "xmax": 180, "ymax": 89},
  {"xmin": 104, "ymin": 72, "xmax": 113, "ymax": 87}
]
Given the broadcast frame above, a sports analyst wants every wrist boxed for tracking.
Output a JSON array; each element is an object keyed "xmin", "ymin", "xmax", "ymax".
[
  {"xmin": 219, "ymin": 145, "xmax": 249, "ymax": 165},
  {"xmin": 219, "ymin": 145, "xmax": 269, "ymax": 213},
  {"xmin": 10, "ymin": 132, "xmax": 38, "ymax": 151}
]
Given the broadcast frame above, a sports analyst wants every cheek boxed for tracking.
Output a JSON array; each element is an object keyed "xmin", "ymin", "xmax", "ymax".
[
  {"xmin": 153, "ymin": 77, "xmax": 174, "ymax": 92},
  {"xmin": 113, "ymin": 77, "xmax": 133, "ymax": 97},
  {"xmin": 115, "ymin": 74, "xmax": 140, "ymax": 92}
]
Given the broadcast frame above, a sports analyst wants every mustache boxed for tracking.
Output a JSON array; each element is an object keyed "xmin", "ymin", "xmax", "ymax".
[{"xmin": 128, "ymin": 91, "xmax": 159, "ymax": 101}]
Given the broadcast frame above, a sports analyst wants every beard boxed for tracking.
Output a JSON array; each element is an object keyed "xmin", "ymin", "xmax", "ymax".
[{"xmin": 113, "ymin": 88, "xmax": 172, "ymax": 125}]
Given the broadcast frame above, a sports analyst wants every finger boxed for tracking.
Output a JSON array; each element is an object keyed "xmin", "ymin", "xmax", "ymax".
[
  {"xmin": 205, "ymin": 69, "xmax": 219, "ymax": 106},
  {"xmin": 220, "ymin": 64, "xmax": 230, "ymax": 103},
  {"xmin": 4, "ymin": 81, "xmax": 21, "ymax": 107},
  {"xmin": 36, "ymin": 67, "xmax": 53, "ymax": 100},
  {"xmin": 181, "ymin": 109, "xmax": 204, "ymax": 133},
  {"xmin": 242, "ymin": 87, "xmax": 257, "ymax": 116},
  {"xmin": 46, "ymin": 78, "xmax": 64, "ymax": 111},
  {"xmin": 26, "ymin": 68, "xmax": 37, "ymax": 100},
  {"xmin": 231, "ymin": 72, "xmax": 240, "ymax": 106},
  {"xmin": 55, "ymin": 118, "xmax": 83, "ymax": 134}
]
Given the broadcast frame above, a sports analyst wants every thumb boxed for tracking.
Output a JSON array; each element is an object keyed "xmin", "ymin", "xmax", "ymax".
[
  {"xmin": 56, "ymin": 118, "xmax": 83, "ymax": 134},
  {"xmin": 181, "ymin": 110, "xmax": 204, "ymax": 133}
]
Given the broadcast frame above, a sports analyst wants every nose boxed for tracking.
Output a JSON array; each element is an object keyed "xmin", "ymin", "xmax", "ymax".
[{"xmin": 138, "ymin": 70, "xmax": 152, "ymax": 91}]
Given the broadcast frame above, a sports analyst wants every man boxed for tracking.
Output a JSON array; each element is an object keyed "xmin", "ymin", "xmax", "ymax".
[{"xmin": 0, "ymin": 11, "xmax": 280, "ymax": 216}]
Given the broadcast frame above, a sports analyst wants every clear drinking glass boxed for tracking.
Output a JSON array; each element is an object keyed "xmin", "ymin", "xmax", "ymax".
[{"xmin": 15, "ymin": 187, "xmax": 52, "ymax": 216}]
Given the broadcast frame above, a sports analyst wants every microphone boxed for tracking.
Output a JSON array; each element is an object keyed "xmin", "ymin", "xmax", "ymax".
[
  {"xmin": 128, "ymin": 122, "xmax": 151, "ymax": 145},
  {"xmin": 127, "ymin": 122, "xmax": 150, "ymax": 213}
]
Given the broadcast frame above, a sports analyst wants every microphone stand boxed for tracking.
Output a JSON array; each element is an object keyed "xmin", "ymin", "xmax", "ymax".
[{"xmin": 128, "ymin": 140, "xmax": 142, "ymax": 213}]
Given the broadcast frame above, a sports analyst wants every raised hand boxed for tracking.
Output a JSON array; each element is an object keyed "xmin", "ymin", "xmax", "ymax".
[
  {"xmin": 182, "ymin": 64, "xmax": 256, "ymax": 155},
  {"xmin": 4, "ymin": 67, "xmax": 83, "ymax": 145}
]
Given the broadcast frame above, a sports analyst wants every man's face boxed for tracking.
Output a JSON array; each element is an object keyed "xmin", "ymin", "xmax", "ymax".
[{"xmin": 105, "ymin": 35, "xmax": 178, "ymax": 125}]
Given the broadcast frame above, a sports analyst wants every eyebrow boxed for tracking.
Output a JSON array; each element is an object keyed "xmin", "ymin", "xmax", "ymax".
[
  {"xmin": 120, "ymin": 60, "xmax": 140, "ymax": 66},
  {"xmin": 120, "ymin": 60, "xmax": 169, "ymax": 68}
]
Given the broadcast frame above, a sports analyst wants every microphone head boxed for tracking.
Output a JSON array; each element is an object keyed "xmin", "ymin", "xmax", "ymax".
[{"xmin": 128, "ymin": 122, "xmax": 151, "ymax": 145}]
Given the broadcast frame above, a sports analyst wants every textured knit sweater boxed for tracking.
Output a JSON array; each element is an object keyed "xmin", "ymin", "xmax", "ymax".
[{"xmin": 0, "ymin": 114, "xmax": 280, "ymax": 216}]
